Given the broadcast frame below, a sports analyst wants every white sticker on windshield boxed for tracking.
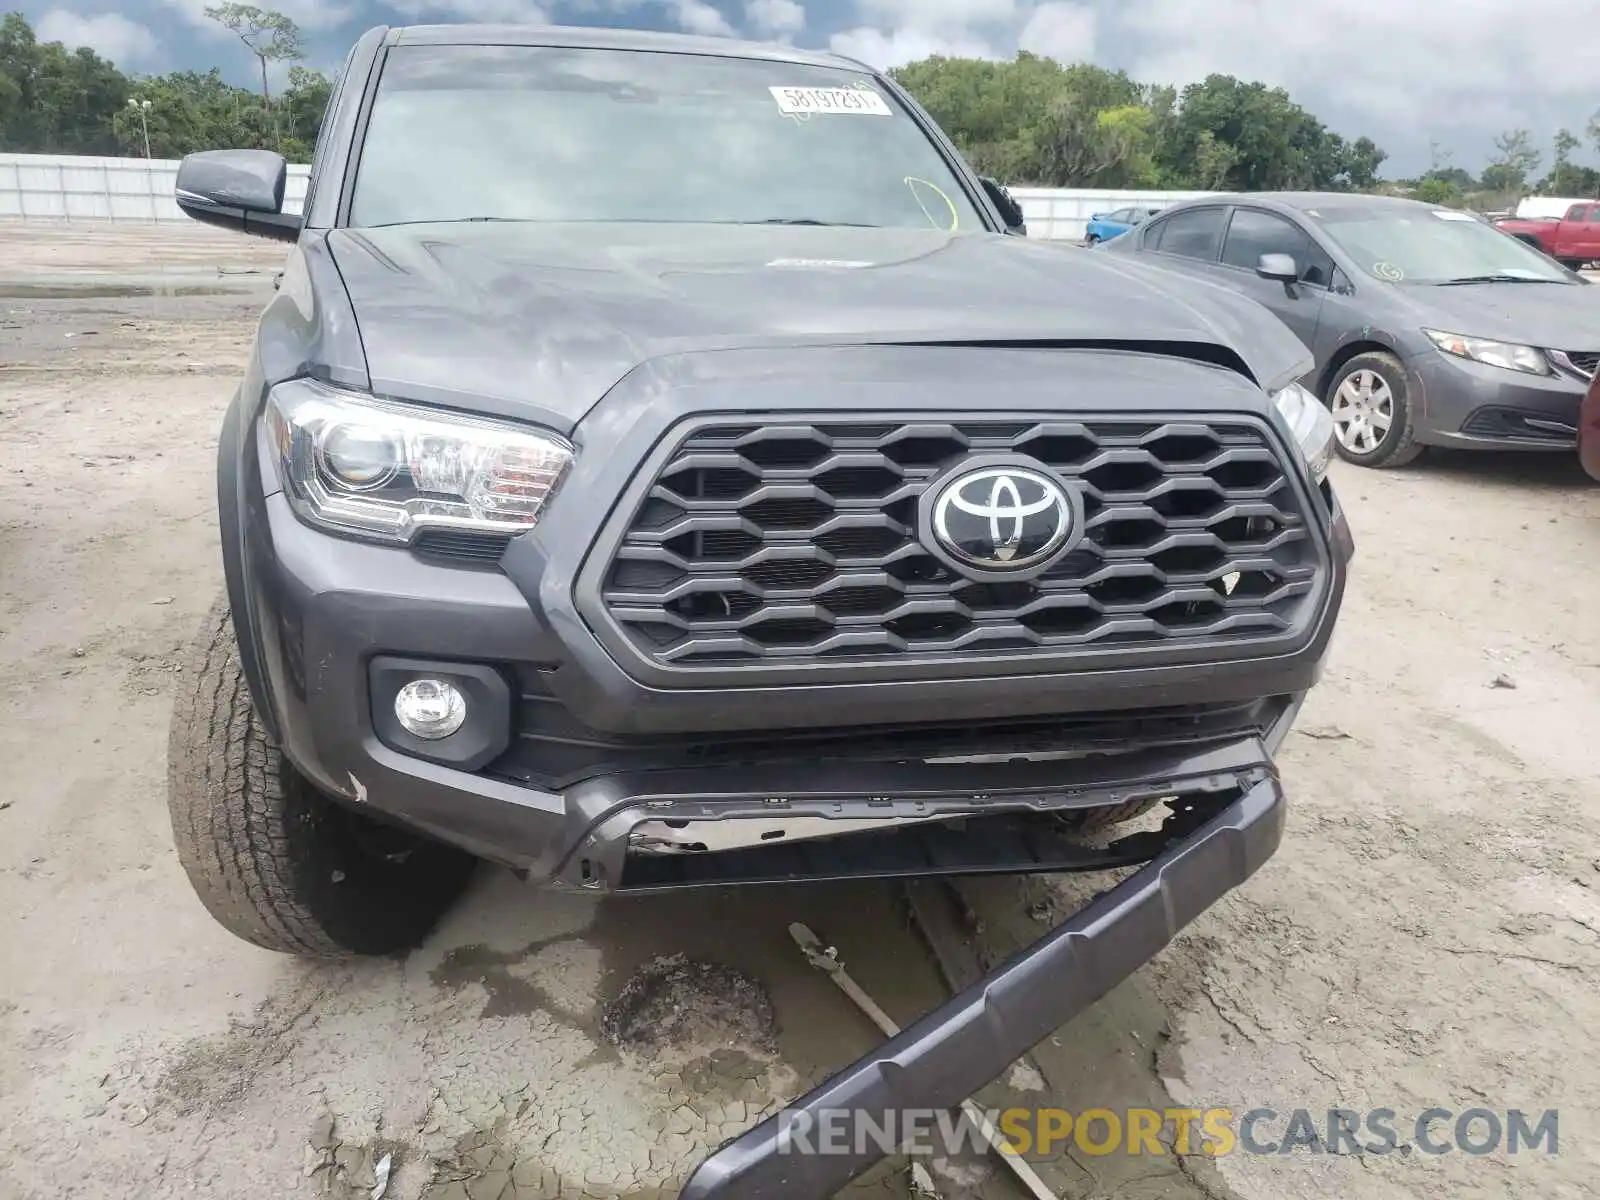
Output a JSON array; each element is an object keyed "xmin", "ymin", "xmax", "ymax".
[
  {"xmin": 770, "ymin": 85, "xmax": 892, "ymax": 117},
  {"xmin": 1432, "ymin": 209, "xmax": 1476, "ymax": 221}
]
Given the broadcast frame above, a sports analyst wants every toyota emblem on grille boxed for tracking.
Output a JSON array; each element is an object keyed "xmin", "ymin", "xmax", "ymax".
[{"xmin": 930, "ymin": 463, "xmax": 1076, "ymax": 571}]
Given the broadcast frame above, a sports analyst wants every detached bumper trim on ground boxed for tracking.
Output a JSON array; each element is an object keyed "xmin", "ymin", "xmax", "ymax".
[{"xmin": 679, "ymin": 772, "xmax": 1286, "ymax": 1198}]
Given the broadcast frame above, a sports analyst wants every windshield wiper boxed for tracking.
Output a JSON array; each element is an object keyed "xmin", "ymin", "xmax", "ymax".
[{"xmin": 1437, "ymin": 274, "xmax": 1568, "ymax": 285}]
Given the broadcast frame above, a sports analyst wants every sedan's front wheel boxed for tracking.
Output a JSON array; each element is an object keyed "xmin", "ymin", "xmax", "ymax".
[{"xmin": 1325, "ymin": 352, "xmax": 1423, "ymax": 468}]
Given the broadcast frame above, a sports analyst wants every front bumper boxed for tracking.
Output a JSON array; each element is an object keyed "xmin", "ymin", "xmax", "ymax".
[
  {"xmin": 679, "ymin": 772, "xmax": 1285, "ymax": 1198},
  {"xmin": 232, "ymin": 345, "xmax": 1350, "ymax": 888},
  {"xmin": 242, "ymin": 481, "xmax": 1329, "ymax": 888},
  {"xmin": 1409, "ymin": 347, "xmax": 1588, "ymax": 449}
]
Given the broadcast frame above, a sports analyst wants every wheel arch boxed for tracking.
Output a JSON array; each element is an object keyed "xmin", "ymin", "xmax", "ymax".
[
  {"xmin": 1316, "ymin": 339, "xmax": 1401, "ymax": 401},
  {"xmin": 216, "ymin": 387, "xmax": 281, "ymax": 741}
]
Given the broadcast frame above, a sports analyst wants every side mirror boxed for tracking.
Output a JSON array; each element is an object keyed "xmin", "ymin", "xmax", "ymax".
[
  {"xmin": 980, "ymin": 177, "xmax": 1027, "ymax": 236},
  {"xmin": 175, "ymin": 149, "xmax": 302, "ymax": 243},
  {"xmin": 1256, "ymin": 253, "xmax": 1299, "ymax": 283},
  {"xmin": 1256, "ymin": 252, "xmax": 1302, "ymax": 295}
]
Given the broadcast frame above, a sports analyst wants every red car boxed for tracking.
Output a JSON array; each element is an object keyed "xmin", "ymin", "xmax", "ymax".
[{"xmin": 1582, "ymin": 367, "xmax": 1600, "ymax": 480}]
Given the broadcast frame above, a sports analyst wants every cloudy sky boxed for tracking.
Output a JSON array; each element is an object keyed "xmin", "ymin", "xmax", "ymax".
[{"xmin": 19, "ymin": 0, "xmax": 1600, "ymax": 175}]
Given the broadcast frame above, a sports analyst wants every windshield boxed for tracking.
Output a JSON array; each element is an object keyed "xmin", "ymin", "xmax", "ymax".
[
  {"xmin": 1304, "ymin": 205, "xmax": 1574, "ymax": 285},
  {"xmin": 351, "ymin": 45, "xmax": 987, "ymax": 231}
]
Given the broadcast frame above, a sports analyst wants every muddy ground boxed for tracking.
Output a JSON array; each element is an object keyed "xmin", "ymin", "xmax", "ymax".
[{"xmin": 2, "ymin": 222, "xmax": 1598, "ymax": 1200}]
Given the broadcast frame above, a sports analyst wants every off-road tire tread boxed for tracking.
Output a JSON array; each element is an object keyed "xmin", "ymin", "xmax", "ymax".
[{"xmin": 167, "ymin": 598, "xmax": 472, "ymax": 958}]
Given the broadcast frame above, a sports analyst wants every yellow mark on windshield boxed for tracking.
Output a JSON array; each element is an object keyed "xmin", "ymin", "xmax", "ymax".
[{"xmin": 904, "ymin": 176, "xmax": 959, "ymax": 231}]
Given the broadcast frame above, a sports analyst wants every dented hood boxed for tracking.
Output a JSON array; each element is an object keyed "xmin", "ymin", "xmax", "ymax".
[{"xmin": 326, "ymin": 222, "xmax": 1309, "ymax": 429}]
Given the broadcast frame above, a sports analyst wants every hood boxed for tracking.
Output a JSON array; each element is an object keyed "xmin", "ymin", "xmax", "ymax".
[
  {"xmin": 1400, "ymin": 279, "xmax": 1600, "ymax": 352},
  {"xmin": 325, "ymin": 222, "xmax": 1308, "ymax": 429}
]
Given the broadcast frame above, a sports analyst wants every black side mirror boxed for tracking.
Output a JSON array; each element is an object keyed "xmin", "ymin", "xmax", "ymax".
[
  {"xmin": 1256, "ymin": 252, "xmax": 1300, "ymax": 294},
  {"xmin": 980, "ymin": 177, "xmax": 1027, "ymax": 236},
  {"xmin": 175, "ymin": 149, "xmax": 302, "ymax": 243}
]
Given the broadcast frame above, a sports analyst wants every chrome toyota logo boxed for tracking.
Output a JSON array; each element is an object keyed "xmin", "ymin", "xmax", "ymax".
[{"xmin": 931, "ymin": 465, "xmax": 1074, "ymax": 569}]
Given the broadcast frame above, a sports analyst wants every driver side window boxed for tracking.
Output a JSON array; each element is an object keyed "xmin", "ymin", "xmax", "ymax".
[{"xmin": 1221, "ymin": 208, "xmax": 1336, "ymax": 287}]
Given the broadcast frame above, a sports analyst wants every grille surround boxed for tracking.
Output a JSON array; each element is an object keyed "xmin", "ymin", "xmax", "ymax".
[
  {"xmin": 582, "ymin": 412, "xmax": 1331, "ymax": 683},
  {"xmin": 1554, "ymin": 349, "xmax": 1597, "ymax": 380}
]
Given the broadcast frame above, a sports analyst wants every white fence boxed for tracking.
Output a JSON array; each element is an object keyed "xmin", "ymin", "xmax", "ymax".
[
  {"xmin": 1, "ymin": 153, "xmax": 1199, "ymax": 240},
  {"xmin": 0, "ymin": 153, "xmax": 309, "ymax": 222},
  {"xmin": 1009, "ymin": 187, "xmax": 1213, "ymax": 241}
]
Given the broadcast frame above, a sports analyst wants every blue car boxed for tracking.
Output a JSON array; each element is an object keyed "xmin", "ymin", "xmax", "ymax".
[{"xmin": 1084, "ymin": 206, "xmax": 1162, "ymax": 245}]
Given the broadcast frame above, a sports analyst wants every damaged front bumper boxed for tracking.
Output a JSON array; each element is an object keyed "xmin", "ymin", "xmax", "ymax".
[{"xmin": 679, "ymin": 771, "xmax": 1285, "ymax": 1199}]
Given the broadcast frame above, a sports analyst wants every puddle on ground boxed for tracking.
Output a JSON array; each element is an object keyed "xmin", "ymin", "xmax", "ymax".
[{"xmin": 416, "ymin": 880, "xmax": 942, "ymax": 1198}]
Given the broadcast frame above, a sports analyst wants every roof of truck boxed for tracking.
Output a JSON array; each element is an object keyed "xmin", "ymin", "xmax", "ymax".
[{"xmin": 385, "ymin": 22, "xmax": 871, "ymax": 72}]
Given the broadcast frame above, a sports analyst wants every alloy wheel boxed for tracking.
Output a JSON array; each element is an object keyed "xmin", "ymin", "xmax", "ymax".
[{"xmin": 1331, "ymin": 369, "xmax": 1394, "ymax": 454}]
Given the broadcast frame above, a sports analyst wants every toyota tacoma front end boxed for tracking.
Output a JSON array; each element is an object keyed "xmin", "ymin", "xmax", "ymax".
[{"xmin": 165, "ymin": 22, "xmax": 1350, "ymax": 1198}]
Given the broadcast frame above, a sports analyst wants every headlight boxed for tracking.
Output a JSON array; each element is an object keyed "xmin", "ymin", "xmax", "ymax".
[
  {"xmin": 1269, "ymin": 381, "xmax": 1335, "ymax": 483},
  {"xmin": 265, "ymin": 380, "xmax": 574, "ymax": 544},
  {"xmin": 1423, "ymin": 329, "xmax": 1550, "ymax": 376}
]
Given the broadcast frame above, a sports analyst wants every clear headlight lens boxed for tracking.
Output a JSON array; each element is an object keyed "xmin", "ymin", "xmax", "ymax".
[
  {"xmin": 1269, "ymin": 381, "xmax": 1336, "ymax": 483},
  {"xmin": 265, "ymin": 380, "xmax": 574, "ymax": 544},
  {"xmin": 1423, "ymin": 329, "xmax": 1551, "ymax": 376}
]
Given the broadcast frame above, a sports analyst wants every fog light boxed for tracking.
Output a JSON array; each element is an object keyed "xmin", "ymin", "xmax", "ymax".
[{"xmin": 394, "ymin": 678, "xmax": 466, "ymax": 740}]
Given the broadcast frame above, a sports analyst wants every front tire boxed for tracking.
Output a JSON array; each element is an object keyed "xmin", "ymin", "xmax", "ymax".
[
  {"xmin": 166, "ymin": 599, "xmax": 476, "ymax": 958},
  {"xmin": 1325, "ymin": 351, "xmax": 1423, "ymax": 468}
]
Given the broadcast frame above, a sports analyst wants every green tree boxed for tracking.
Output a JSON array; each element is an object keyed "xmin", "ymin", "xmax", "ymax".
[
  {"xmin": 1546, "ymin": 128, "xmax": 1581, "ymax": 193},
  {"xmin": 1414, "ymin": 177, "xmax": 1462, "ymax": 206},
  {"xmin": 1157, "ymin": 74, "xmax": 1370, "ymax": 192},
  {"xmin": 1481, "ymin": 128, "xmax": 1541, "ymax": 195},
  {"xmin": 1189, "ymin": 129, "xmax": 1240, "ymax": 189},
  {"xmin": 279, "ymin": 65, "xmax": 333, "ymax": 159},
  {"xmin": 889, "ymin": 54, "xmax": 1145, "ymax": 185},
  {"xmin": 1423, "ymin": 165, "xmax": 1477, "ymax": 191},
  {"xmin": 0, "ymin": 13, "xmax": 129, "ymax": 153},
  {"xmin": 204, "ymin": 4, "xmax": 303, "ymax": 148},
  {"xmin": 123, "ymin": 69, "xmax": 268, "ymax": 157}
]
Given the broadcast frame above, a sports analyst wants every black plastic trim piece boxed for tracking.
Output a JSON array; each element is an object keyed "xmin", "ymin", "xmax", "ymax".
[
  {"xmin": 216, "ymin": 389, "xmax": 280, "ymax": 739},
  {"xmin": 678, "ymin": 774, "xmax": 1284, "ymax": 1199}
]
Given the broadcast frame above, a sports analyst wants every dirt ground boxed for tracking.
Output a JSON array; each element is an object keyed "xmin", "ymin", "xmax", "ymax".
[{"xmin": 2, "ymin": 221, "xmax": 1598, "ymax": 1200}]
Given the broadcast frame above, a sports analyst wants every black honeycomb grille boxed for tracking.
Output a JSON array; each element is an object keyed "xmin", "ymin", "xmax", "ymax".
[{"xmin": 600, "ymin": 417, "xmax": 1321, "ymax": 668}]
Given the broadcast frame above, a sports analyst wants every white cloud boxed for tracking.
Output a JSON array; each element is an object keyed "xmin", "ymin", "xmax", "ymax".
[
  {"xmin": 1110, "ymin": 0, "xmax": 1600, "ymax": 171},
  {"xmin": 828, "ymin": 24, "xmax": 997, "ymax": 69},
  {"xmin": 745, "ymin": 0, "xmax": 805, "ymax": 38},
  {"xmin": 857, "ymin": 0, "xmax": 1018, "ymax": 30},
  {"xmin": 387, "ymin": 0, "xmax": 550, "ymax": 19},
  {"xmin": 673, "ymin": 0, "xmax": 737, "ymax": 35},
  {"xmin": 827, "ymin": 0, "xmax": 1017, "ymax": 70},
  {"xmin": 815, "ymin": 0, "xmax": 1600, "ymax": 172},
  {"xmin": 1017, "ymin": 2, "xmax": 1094, "ymax": 62},
  {"xmin": 34, "ymin": 10, "xmax": 157, "ymax": 63}
]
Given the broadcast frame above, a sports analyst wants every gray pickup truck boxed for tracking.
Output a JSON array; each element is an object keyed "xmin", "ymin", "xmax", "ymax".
[{"xmin": 166, "ymin": 22, "xmax": 1351, "ymax": 1198}]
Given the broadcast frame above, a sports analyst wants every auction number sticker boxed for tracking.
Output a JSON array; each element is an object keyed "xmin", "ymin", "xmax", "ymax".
[{"xmin": 770, "ymin": 85, "xmax": 892, "ymax": 116}]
